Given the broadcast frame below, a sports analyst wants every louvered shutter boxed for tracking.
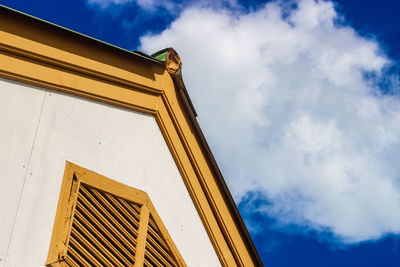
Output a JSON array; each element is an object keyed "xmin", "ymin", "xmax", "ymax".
[{"xmin": 47, "ymin": 162, "xmax": 186, "ymax": 267}]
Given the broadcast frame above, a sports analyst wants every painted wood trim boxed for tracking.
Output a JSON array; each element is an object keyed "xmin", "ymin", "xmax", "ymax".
[
  {"xmin": 134, "ymin": 203, "xmax": 150, "ymax": 266},
  {"xmin": 0, "ymin": 9, "xmax": 261, "ymax": 266},
  {"xmin": 46, "ymin": 163, "xmax": 79, "ymax": 265}
]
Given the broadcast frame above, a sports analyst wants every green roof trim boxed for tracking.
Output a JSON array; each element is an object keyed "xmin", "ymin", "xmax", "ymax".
[
  {"xmin": 151, "ymin": 48, "xmax": 171, "ymax": 62},
  {"xmin": 154, "ymin": 52, "xmax": 167, "ymax": 61}
]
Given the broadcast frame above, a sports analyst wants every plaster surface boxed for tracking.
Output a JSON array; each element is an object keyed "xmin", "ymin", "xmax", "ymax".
[
  {"xmin": 0, "ymin": 78, "xmax": 46, "ymax": 265},
  {"xmin": 0, "ymin": 78, "xmax": 220, "ymax": 266}
]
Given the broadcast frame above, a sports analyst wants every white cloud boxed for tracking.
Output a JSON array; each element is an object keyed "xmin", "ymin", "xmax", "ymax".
[
  {"xmin": 87, "ymin": 0, "xmax": 133, "ymax": 9},
  {"xmin": 140, "ymin": 0, "xmax": 400, "ymax": 243},
  {"xmin": 86, "ymin": 0, "xmax": 196, "ymax": 12},
  {"xmin": 86, "ymin": 0, "xmax": 240, "ymax": 13}
]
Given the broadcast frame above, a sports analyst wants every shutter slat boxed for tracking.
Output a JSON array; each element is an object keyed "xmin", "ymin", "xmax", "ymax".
[
  {"xmin": 145, "ymin": 215, "xmax": 179, "ymax": 266},
  {"xmin": 103, "ymin": 192, "xmax": 140, "ymax": 229},
  {"xmin": 74, "ymin": 209, "xmax": 133, "ymax": 265},
  {"xmin": 144, "ymin": 258, "xmax": 153, "ymax": 266},
  {"xmin": 79, "ymin": 186, "xmax": 137, "ymax": 245},
  {"xmin": 77, "ymin": 192, "xmax": 136, "ymax": 249},
  {"xmin": 145, "ymin": 248, "xmax": 171, "ymax": 267},
  {"xmin": 118, "ymin": 198, "xmax": 146, "ymax": 226},
  {"xmin": 64, "ymin": 255, "xmax": 80, "ymax": 267},
  {"xmin": 147, "ymin": 217, "xmax": 171, "ymax": 253},
  {"xmin": 73, "ymin": 217, "xmax": 126, "ymax": 266},
  {"xmin": 119, "ymin": 198, "xmax": 167, "ymax": 251},
  {"xmin": 71, "ymin": 227, "xmax": 114, "ymax": 266},
  {"xmin": 68, "ymin": 243, "xmax": 92, "ymax": 267},
  {"xmin": 147, "ymin": 226, "xmax": 170, "ymax": 254},
  {"xmin": 146, "ymin": 237, "xmax": 177, "ymax": 266},
  {"xmin": 120, "ymin": 198, "xmax": 170, "ymax": 253},
  {"xmin": 147, "ymin": 214, "xmax": 160, "ymax": 233},
  {"xmin": 69, "ymin": 236, "xmax": 104, "ymax": 267},
  {"xmin": 75, "ymin": 202, "xmax": 136, "ymax": 262},
  {"xmin": 89, "ymin": 187, "xmax": 139, "ymax": 235},
  {"xmin": 120, "ymin": 199, "xmax": 167, "ymax": 252},
  {"xmin": 129, "ymin": 200, "xmax": 142, "ymax": 215},
  {"xmin": 144, "ymin": 259, "xmax": 152, "ymax": 267}
]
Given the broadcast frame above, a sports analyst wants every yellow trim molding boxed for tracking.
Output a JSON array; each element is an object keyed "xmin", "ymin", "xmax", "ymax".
[{"xmin": 0, "ymin": 5, "xmax": 262, "ymax": 266}]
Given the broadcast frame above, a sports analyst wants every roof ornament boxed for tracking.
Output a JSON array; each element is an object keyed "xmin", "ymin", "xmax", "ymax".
[
  {"xmin": 165, "ymin": 48, "xmax": 182, "ymax": 78},
  {"xmin": 152, "ymin": 48, "xmax": 197, "ymax": 117}
]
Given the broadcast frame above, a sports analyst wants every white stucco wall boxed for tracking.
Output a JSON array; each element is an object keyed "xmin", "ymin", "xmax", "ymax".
[{"xmin": 0, "ymin": 78, "xmax": 220, "ymax": 267}]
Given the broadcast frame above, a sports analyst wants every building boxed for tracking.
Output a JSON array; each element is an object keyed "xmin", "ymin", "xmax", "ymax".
[{"xmin": 0, "ymin": 5, "xmax": 262, "ymax": 266}]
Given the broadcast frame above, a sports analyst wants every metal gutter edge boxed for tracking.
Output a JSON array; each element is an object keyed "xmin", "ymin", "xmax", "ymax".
[{"xmin": 163, "ymin": 48, "xmax": 263, "ymax": 266}]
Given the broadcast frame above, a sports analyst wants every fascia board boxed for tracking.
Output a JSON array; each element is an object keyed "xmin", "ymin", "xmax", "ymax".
[{"xmin": 0, "ymin": 5, "xmax": 160, "ymax": 64}]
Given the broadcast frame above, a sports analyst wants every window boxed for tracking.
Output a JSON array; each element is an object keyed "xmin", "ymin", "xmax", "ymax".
[{"xmin": 47, "ymin": 162, "xmax": 186, "ymax": 267}]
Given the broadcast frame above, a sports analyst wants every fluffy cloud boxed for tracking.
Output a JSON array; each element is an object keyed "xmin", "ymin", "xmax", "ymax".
[
  {"xmin": 87, "ymin": 0, "xmax": 133, "ymax": 9},
  {"xmin": 86, "ymin": 0, "xmax": 240, "ymax": 12},
  {"xmin": 139, "ymin": 0, "xmax": 400, "ymax": 243},
  {"xmin": 87, "ymin": 0, "xmax": 191, "ymax": 11}
]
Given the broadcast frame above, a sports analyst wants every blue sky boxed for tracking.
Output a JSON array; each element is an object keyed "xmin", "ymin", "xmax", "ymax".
[{"xmin": 2, "ymin": 0, "xmax": 400, "ymax": 266}]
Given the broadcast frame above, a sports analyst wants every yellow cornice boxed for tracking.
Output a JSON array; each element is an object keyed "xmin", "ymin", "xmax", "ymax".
[{"xmin": 0, "ymin": 5, "xmax": 262, "ymax": 266}]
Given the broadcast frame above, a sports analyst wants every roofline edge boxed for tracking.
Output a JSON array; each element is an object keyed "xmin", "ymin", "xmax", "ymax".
[
  {"xmin": 165, "ymin": 49, "xmax": 264, "ymax": 266},
  {"xmin": 0, "ymin": 4, "xmax": 161, "ymax": 64}
]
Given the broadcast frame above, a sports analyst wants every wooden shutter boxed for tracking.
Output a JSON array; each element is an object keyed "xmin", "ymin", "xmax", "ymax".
[{"xmin": 46, "ymin": 162, "xmax": 186, "ymax": 267}]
